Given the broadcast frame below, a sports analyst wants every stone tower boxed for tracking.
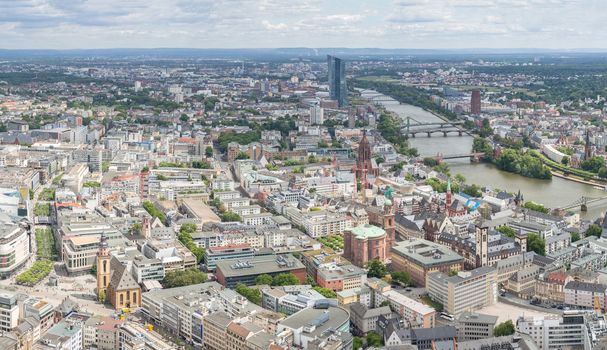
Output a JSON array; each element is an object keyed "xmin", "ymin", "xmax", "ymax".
[
  {"xmin": 475, "ymin": 225, "xmax": 489, "ymax": 268},
  {"xmin": 96, "ymin": 232, "xmax": 111, "ymax": 298}
]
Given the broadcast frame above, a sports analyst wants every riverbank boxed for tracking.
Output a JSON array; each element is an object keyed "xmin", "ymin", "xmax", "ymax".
[{"xmin": 551, "ymin": 171, "xmax": 606, "ymax": 187}]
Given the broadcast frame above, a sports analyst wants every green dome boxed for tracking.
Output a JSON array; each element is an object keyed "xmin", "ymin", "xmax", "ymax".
[{"xmin": 351, "ymin": 224, "xmax": 386, "ymax": 239}]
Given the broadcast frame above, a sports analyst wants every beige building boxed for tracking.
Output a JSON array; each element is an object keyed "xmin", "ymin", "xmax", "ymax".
[
  {"xmin": 426, "ymin": 266, "xmax": 497, "ymax": 316},
  {"xmin": 202, "ymin": 312, "xmax": 232, "ymax": 350}
]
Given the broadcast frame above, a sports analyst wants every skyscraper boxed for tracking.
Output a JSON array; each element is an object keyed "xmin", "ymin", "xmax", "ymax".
[
  {"xmin": 327, "ymin": 55, "xmax": 347, "ymax": 107},
  {"xmin": 471, "ymin": 89, "xmax": 481, "ymax": 115}
]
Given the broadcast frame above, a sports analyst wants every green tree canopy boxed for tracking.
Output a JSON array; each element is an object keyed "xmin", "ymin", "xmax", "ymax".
[
  {"xmin": 494, "ymin": 320, "xmax": 515, "ymax": 336},
  {"xmin": 272, "ymin": 273, "xmax": 300, "ymax": 286},
  {"xmin": 367, "ymin": 259, "xmax": 388, "ymax": 279},
  {"xmin": 586, "ymin": 224, "xmax": 603, "ymax": 238},
  {"xmin": 527, "ymin": 233, "xmax": 546, "ymax": 256},
  {"xmin": 162, "ymin": 268, "xmax": 207, "ymax": 288},
  {"xmin": 255, "ymin": 274, "xmax": 274, "ymax": 286},
  {"xmin": 235, "ymin": 283, "xmax": 261, "ymax": 305}
]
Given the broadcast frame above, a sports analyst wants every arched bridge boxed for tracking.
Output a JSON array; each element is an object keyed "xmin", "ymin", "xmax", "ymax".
[
  {"xmin": 402, "ymin": 116, "xmax": 470, "ymax": 137},
  {"xmin": 421, "ymin": 152, "xmax": 486, "ymax": 162}
]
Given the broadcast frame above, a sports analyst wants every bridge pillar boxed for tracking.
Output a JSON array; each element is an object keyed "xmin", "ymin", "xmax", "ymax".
[
  {"xmin": 443, "ymin": 131, "xmax": 448, "ymax": 137},
  {"xmin": 581, "ymin": 204, "xmax": 588, "ymax": 212},
  {"xmin": 458, "ymin": 130, "xmax": 463, "ymax": 136},
  {"xmin": 411, "ymin": 133, "xmax": 415, "ymax": 138},
  {"xmin": 427, "ymin": 132, "xmax": 431, "ymax": 137}
]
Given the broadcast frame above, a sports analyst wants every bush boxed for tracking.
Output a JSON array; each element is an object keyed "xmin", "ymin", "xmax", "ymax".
[{"xmin": 312, "ymin": 286, "xmax": 337, "ymax": 298}]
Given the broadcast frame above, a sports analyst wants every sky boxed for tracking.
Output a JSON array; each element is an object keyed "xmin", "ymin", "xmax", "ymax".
[{"xmin": 0, "ymin": 0, "xmax": 604, "ymax": 50}]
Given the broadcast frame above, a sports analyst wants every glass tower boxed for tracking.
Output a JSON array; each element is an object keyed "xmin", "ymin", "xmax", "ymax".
[{"xmin": 327, "ymin": 55, "xmax": 347, "ymax": 107}]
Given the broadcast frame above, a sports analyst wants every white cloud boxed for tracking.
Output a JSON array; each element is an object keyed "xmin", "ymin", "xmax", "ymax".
[{"xmin": 0, "ymin": 0, "xmax": 602, "ymax": 49}]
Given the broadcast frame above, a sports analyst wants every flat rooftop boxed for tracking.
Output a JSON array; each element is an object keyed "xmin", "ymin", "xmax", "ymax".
[
  {"xmin": 181, "ymin": 198, "xmax": 221, "ymax": 223},
  {"xmin": 391, "ymin": 239, "xmax": 464, "ymax": 267},
  {"xmin": 216, "ymin": 254, "xmax": 305, "ymax": 278}
]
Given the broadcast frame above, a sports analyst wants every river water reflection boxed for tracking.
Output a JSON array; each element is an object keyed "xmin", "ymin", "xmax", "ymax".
[{"xmin": 378, "ymin": 100, "xmax": 607, "ymax": 220}]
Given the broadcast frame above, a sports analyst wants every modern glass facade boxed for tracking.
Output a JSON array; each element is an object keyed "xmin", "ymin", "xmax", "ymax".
[{"xmin": 327, "ymin": 55, "xmax": 347, "ymax": 107}]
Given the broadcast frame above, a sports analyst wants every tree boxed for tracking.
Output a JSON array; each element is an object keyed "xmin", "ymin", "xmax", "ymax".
[
  {"xmin": 494, "ymin": 320, "xmax": 515, "ymax": 336},
  {"xmin": 561, "ymin": 156, "xmax": 570, "ymax": 166},
  {"xmin": 582, "ymin": 156, "xmax": 605, "ymax": 173},
  {"xmin": 570, "ymin": 232, "xmax": 581, "ymax": 242},
  {"xmin": 178, "ymin": 225, "xmax": 205, "ymax": 263},
  {"xmin": 235, "ymin": 283, "xmax": 261, "ymax": 305},
  {"xmin": 454, "ymin": 173, "xmax": 466, "ymax": 184},
  {"xmin": 380, "ymin": 300, "xmax": 391, "ymax": 307},
  {"xmin": 527, "ymin": 233, "xmax": 546, "ymax": 256},
  {"xmin": 391, "ymin": 271, "xmax": 411, "ymax": 286},
  {"xmin": 180, "ymin": 223, "xmax": 197, "ymax": 234},
  {"xmin": 353, "ymin": 337, "xmax": 363, "ymax": 350},
  {"xmin": 180, "ymin": 114, "xmax": 189, "ymax": 122},
  {"xmin": 312, "ymin": 286, "xmax": 337, "ymax": 298},
  {"xmin": 235, "ymin": 152, "xmax": 250, "ymax": 160},
  {"xmin": 462, "ymin": 184, "xmax": 482, "ymax": 197},
  {"xmin": 599, "ymin": 167, "xmax": 607, "ymax": 179},
  {"xmin": 423, "ymin": 157, "xmax": 439, "ymax": 167},
  {"xmin": 304, "ymin": 275, "xmax": 316, "ymax": 286},
  {"xmin": 272, "ymin": 273, "xmax": 300, "ymax": 286},
  {"xmin": 523, "ymin": 201, "xmax": 549, "ymax": 214},
  {"xmin": 205, "ymin": 146, "xmax": 214, "ymax": 158},
  {"xmin": 586, "ymin": 224, "xmax": 603, "ymax": 238},
  {"xmin": 221, "ymin": 212, "xmax": 241, "ymax": 222},
  {"xmin": 131, "ymin": 223, "xmax": 143, "ymax": 235},
  {"xmin": 448, "ymin": 270, "xmax": 458, "ymax": 277},
  {"xmin": 98, "ymin": 289, "xmax": 106, "ymax": 303},
  {"xmin": 496, "ymin": 226, "xmax": 516, "ymax": 238},
  {"xmin": 366, "ymin": 331, "xmax": 383, "ymax": 348},
  {"xmin": 163, "ymin": 268, "xmax": 207, "ymax": 288},
  {"xmin": 367, "ymin": 259, "xmax": 388, "ymax": 278},
  {"xmin": 255, "ymin": 274, "xmax": 274, "ymax": 286}
]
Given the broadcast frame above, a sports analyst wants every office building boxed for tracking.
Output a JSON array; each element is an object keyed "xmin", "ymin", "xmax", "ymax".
[
  {"xmin": 426, "ymin": 266, "xmax": 498, "ymax": 316},
  {"xmin": 471, "ymin": 89, "xmax": 481, "ymax": 115},
  {"xmin": 456, "ymin": 312, "xmax": 498, "ymax": 341},
  {"xmin": 327, "ymin": 55, "xmax": 347, "ymax": 107},
  {"xmin": 0, "ymin": 290, "xmax": 19, "ymax": 332},
  {"xmin": 517, "ymin": 312, "xmax": 591, "ymax": 349},
  {"xmin": 310, "ymin": 105, "xmax": 324, "ymax": 125},
  {"xmin": 391, "ymin": 239, "xmax": 464, "ymax": 286},
  {"xmin": 376, "ymin": 290, "xmax": 435, "ymax": 328},
  {"xmin": 203, "ymin": 244, "xmax": 256, "ymax": 271},
  {"xmin": 0, "ymin": 220, "xmax": 31, "ymax": 278},
  {"xmin": 215, "ymin": 254, "xmax": 306, "ymax": 288}
]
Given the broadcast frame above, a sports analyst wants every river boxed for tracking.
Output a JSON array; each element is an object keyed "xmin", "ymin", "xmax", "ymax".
[{"xmin": 376, "ymin": 98, "xmax": 607, "ymax": 220}]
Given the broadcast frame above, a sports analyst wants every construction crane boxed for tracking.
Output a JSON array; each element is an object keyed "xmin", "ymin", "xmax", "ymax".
[{"xmin": 594, "ymin": 295, "xmax": 602, "ymax": 313}]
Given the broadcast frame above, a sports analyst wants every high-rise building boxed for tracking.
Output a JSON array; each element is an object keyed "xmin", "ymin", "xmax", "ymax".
[
  {"xmin": 471, "ymin": 89, "xmax": 481, "ymax": 115},
  {"xmin": 328, "ymin": 55, "xmax": 347, "ymax": 107},
  {"xmin": 310, "ymin": 105, "xmax": 324, "ymax": 125}
]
